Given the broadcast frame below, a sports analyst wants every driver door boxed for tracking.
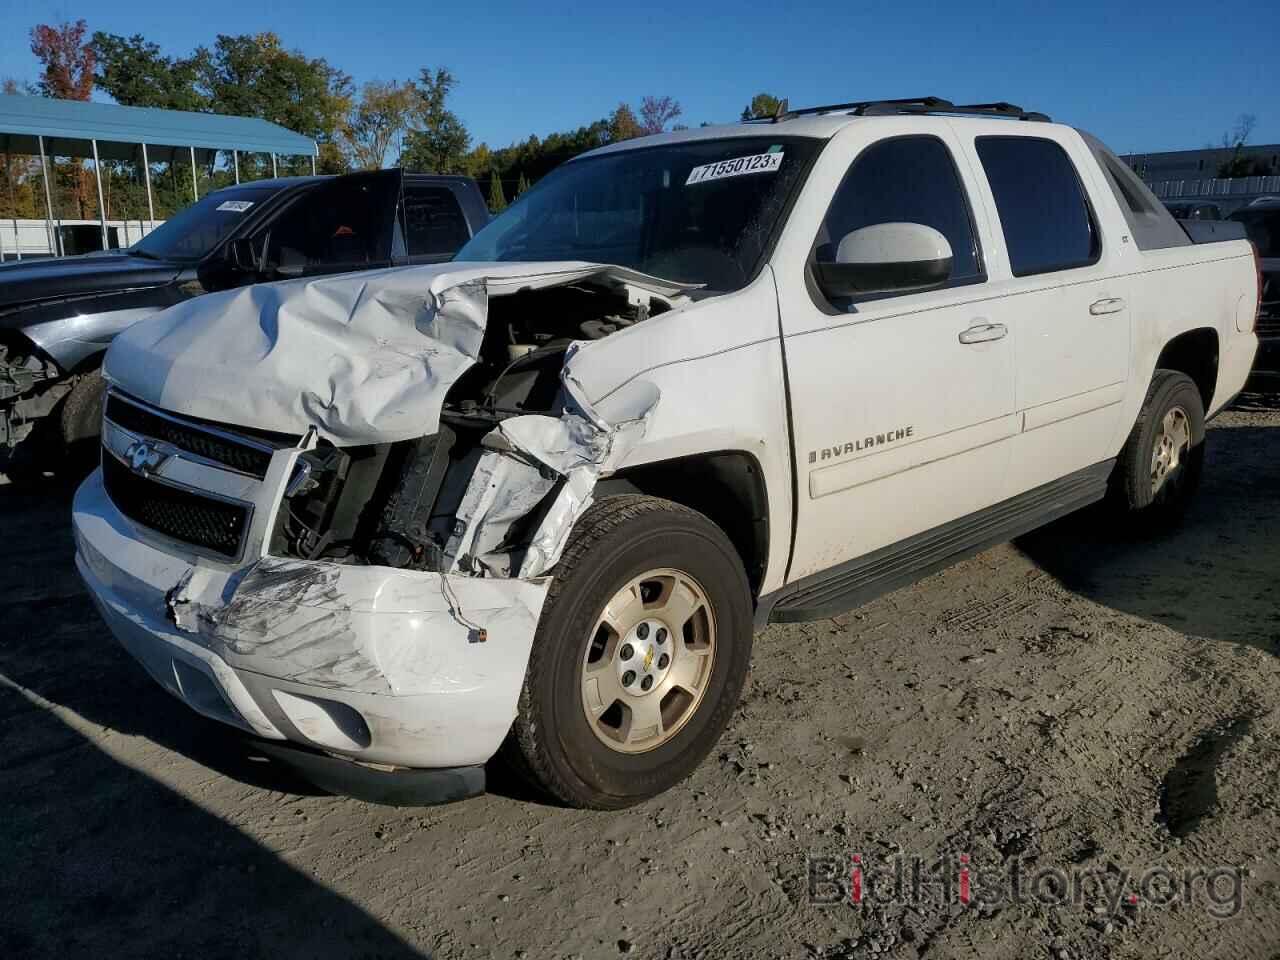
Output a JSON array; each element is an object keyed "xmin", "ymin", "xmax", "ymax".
[
  {"xmin": 777, "ymin": 128, "xmax": 1018, "ymax": 583},
  {"xmin": 263, "ymin": 170, "xmax": 401, "ymax": 279}
]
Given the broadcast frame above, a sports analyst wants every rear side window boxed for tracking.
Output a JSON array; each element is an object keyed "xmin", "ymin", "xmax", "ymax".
[
  {"xmin": 1078, "ymin": 130, "xmax": 1188, "ymax": 250},
  {"xmin": 976, "ymin": 137, "xmax": 1100, "ymax": 276},
  {"xmin": 403, "ymin": 185, "xmax": 470, "ymax": 257},
  {"xmin": 818, "ymin": 135, "xmax": 983, "ymax": 287}
]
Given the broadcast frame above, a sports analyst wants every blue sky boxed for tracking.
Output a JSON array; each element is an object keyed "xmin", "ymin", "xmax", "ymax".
[{"xmin": 1, "ymin": 0, "xmax": 1275, "ymax": 154}]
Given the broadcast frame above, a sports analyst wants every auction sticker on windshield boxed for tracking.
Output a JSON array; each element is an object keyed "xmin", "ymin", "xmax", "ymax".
[
  {"xmin": 216, "ymin": 200, "xmax": 255, "ymax": 213},
  {"xmin": 685, "ymin": 151, "xmax": 784, "ymax": 185}
]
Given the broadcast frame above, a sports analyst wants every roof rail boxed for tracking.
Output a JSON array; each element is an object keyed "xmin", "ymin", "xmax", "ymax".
[
  {"xmin": 950, "ymin": 101, "xmax": 1051, "ymax": 122},
  {"xmin": 760, "ymin": 97, "xmax": 1050, "ymax": 123}
]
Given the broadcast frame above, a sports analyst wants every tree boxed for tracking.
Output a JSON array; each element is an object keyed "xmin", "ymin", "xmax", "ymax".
[
  {"xmin": 1216, "ymin": 114, "xmax": 1261, "ymax": 178},
  {"xmin": 30, "ymin": 20, "xmax": 94, "ymax": 100},
  {"xmin": 638, "ymin": 95, "xmax": 682, "ymax": 135},
  {"xmin": 465, "ymin": 119, "xmax": 610, "ymax": 197},
  {"xmin": 487, "ymin": 170, "xmax": 506, "ymax": 212},
  {"xmin": 608, "ymin": 103, "xmax": 642, "ymax": 142},
  {"xmin": 399, "ymin": 67, "xmax": 470, "ymax": 174},
  {"xmin": 198, "ymin": 33, "xmax": 353, "ymax": 172},
  {"xmin": 90, "ymin": 32, "xmax": 209, "ymax": 111},
  {"xmin": 464, "ymin": 142, "xmax": 494, "ymax": 180},
  {"xmin": 0, "ymin": 79, "xmax": 39, "ymax": 220},
  {"xmin": 343, "ymin": 80, "xmax": 414, "ymax": 170},
  {"xmin": 516, "ymin": 172, "xmax": 530, "ymax": 196},
  {"xmin": 30, "ymin": 21, "xmax": 96, "ymax": 218},
  {"xmin": 741, "ymin": 92, "xmax": 784, "ymax": 121},
  {"xmin": 3, "ymin": 76, "xmax": 38, "ymax": 96}
]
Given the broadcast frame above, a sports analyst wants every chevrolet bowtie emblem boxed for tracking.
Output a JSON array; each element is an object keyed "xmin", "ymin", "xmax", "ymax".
[{"xmin": 125, "ymin": 440, "xmax": 168, "ymax": 477}]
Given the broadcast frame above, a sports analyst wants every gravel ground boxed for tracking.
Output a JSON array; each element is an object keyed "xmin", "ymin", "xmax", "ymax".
[{"xmin": 2, "ymin": 389, "xmax": 1278, "ymax": 960}]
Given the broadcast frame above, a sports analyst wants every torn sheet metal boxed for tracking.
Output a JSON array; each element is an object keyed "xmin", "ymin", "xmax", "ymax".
[
  {"xmin": 102, "ymin": 261, "xmax": 695, "ymax": 445},
  {"xmin": 443, "ymin": 451, "xmax": 557, "ymax": 577},
  {"xmin": 166, "ymin": 554, "xmax": 550, "ymax": 697},
  {"xmin": 445, "ymin": 368, "xmax": 660, "ymax": 579}
]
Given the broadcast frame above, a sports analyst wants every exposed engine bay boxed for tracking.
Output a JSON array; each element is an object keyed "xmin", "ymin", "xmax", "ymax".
[
  {"xmin": 1, "ymin": 332, "xmax": 69, "ymax": 449},
  {"xmin": 269, "ymin": 278, "xmax": 673, "ymax": 576}
]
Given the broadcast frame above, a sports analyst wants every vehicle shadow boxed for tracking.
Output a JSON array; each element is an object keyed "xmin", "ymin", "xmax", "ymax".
[
  {"xmin": 1016, "ymin": 398, "xmax": 1280, "ymax": 657},
  {"xmin": 0, "ymin": 678, "xmax": 430, "ymax": 959},
  {"xmin": 0, "ymin": 476, "xmax": 436, "ymax": 958},
  {"xmin": 0, "ymin": 478, "xmax": 331, "ymax": 797},
  {"xmin": 0, "ymin": 473, "xmax": 552, "ymax": 812}
]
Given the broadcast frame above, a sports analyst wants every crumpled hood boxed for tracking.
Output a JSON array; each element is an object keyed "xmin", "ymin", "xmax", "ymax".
[{"xmin": 103, "ymin": 260, "xmax": 691, "ymax": 445}]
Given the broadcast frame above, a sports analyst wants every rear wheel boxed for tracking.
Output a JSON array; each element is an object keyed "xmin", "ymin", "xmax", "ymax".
[
  {"xmin": 1110, "ymin": 369, "xmax": 1205, "ymax": 526},
  {"xmin": 506, "ymin": 495, "xmax": 753, "ymax": 809}
]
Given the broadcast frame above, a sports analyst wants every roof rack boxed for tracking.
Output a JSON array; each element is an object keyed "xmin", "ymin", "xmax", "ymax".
[{"xmin": 757, "ymin": 97, "xmax": 1050, "ymax": 123}]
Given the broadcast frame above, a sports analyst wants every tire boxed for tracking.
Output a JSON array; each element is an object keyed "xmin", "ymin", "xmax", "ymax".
[
  {"xmin": 60, "ymin": 367, "xmax": 106, "ymax": 447},
  {"xmin": 1109, "ymin": 369, "xmax": 1206, "ymax": 526},
  {"xmin": 506, "ymin": 495, "xmax": 753, "ymax": 809}
]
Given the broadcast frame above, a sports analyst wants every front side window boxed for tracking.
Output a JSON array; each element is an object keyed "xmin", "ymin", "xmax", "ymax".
[
  {"xmin": 976, "ymin": 136, "xmax": 1099, "ymax": 276},
  {"xmin": 267, "ymin": 174, "xmax": 399, "ymax": 271},
  {"xmin": 457, "ymin": 137, "xmax": 822, "ymax": 292},
  {"xmin": 815, "ymin": 135, "xmax": 984, "ymax": 293}
]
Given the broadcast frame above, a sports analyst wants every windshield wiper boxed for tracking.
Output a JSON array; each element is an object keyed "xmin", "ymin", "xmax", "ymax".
[{"xmin": 126, "ymin": 248, "xmax": 163, "ymax": 260}]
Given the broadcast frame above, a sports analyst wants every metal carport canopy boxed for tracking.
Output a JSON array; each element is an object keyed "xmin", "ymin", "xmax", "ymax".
[{"xmin": 0, "ymin": 93, "xmax": 317, "ymax": 160}]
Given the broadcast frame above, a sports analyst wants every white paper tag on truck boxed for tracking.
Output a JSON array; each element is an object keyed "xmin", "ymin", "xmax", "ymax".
[
  {"xmin": 216, "ymin": 200, "xmax": 255, "ymax": 213},
  {"xmin": 685, "ymin": 151, "xmax": 784, "ymax": 186}
]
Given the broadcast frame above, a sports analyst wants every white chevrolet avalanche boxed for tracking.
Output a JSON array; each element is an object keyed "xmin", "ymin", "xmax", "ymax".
[{"xmin": 72, "ymin": 98, "xmax": 1260, "ymax": 808}]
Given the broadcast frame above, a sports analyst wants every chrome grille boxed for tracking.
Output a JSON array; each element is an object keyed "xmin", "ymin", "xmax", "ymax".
[
  {"xmin": 102, "ymin": 454, "xmax": 250, "ymax": 558},
  {"xmin": 104, "ymin": 392, "xmax": 276, "ymax": 479}
]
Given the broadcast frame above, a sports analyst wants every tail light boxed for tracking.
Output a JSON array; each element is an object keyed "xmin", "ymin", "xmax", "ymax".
[
  {"xmin": 1253, "ymin": 242, "xmax": 1264, "ymax": 313},
  {"xmin": 1239, "ymin": 241, "xmax": 1263, "ymax": 334}
]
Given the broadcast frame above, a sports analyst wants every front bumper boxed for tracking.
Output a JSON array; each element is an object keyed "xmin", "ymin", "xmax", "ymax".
[
  {"xmin": 248, "ymin": 738, "xmax": 486, "ymax": 806},
  {"xmin": 73, "ymin": 468, "xmax": 550, "ymax": 774}
]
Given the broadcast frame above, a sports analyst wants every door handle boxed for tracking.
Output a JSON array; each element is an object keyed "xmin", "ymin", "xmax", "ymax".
[
  {"xmin": 958, "ymin": 321, "xmax": 1007, "ymax": 344},
  {"xmin": 1089, "ymin": 297, "xmax": 1126, "ymax": 315}
]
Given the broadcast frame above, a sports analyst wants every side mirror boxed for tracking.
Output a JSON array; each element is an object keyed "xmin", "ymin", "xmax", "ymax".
[
  {"xmin": 227, "ymin": 237, "xmax": 259, "ymax": 274},
  {"xmin": 813, "ymin": 222, "xmax": 953, "ymax": 299},
  {"xmin": 273, "ymin": 260, "xmax": 305, "ymax": 279}
]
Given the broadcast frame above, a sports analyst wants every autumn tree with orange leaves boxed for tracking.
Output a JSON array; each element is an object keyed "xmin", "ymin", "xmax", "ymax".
[
  {"xmin": 29, "ymin": 20, "xmax": 96, "ymax": 218},
  {"xmin": 31, "ymin": 20, "xmax": 95, "ymax": 101}
]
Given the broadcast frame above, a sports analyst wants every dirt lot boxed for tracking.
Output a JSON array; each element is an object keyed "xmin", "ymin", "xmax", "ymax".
[{"xmin": 3, "ymin": 390, "xmax": 1278, "ymax": 960}]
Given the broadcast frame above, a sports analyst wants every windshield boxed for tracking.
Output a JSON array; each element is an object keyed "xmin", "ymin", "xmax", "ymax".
[
  {"xmin": 1230, "ymin": 207, "xmax": 1280, "ymax": 258},
  {"xmin": 457, "ymin": 136, "xmax": 822, "ymax": 291},
  {"xmin": 130, "ymin": 186, "xmax": 279, "ymax": 261}
]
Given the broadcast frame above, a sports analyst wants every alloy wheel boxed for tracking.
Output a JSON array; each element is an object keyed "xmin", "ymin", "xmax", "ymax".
[{"xmin": 579, "ymin": 568, "xmax": 716, "ymax": 754}]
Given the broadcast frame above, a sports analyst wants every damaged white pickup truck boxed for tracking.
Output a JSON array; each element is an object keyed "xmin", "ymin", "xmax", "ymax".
[{"xmin": 73, "ymin": 98, "xmax": 1260, "ymax": 809}]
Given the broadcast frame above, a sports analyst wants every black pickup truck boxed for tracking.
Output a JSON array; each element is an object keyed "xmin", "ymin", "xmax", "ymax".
[
  {"xmin": 0, "ymin": 169, "xmax": 488, "ymax": 467},
  {"xmin": 1228, "ymin": 199, "xmax": 1280, "ymax": 373}
]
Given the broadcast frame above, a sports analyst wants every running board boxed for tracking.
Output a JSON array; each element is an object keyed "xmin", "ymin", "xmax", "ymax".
[{"xmin": 763, "ymin": 460, "xmax": 1114, "ymax": 625}]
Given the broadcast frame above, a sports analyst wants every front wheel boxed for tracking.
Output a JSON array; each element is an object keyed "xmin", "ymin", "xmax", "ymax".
[
  {"xmin": 506, "ymin": 495, "xmax": 753, "ymax": 809},
  {"xmin": 60, "ymin": 367, "xmax": 106, "ymax": 447}
]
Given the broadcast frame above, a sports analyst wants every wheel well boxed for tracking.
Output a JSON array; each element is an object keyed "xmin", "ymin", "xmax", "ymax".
[
  {"xmin": 1155, "ymin": 328, "xmax": 1218, "ymax": 412},
  {"xmin": 596, "ymin": 451, "xmax": 770, "ymax": 597},
  {"xmin": 70, "ymin": 351, "xmax": 106, "ymax": 375}
]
